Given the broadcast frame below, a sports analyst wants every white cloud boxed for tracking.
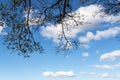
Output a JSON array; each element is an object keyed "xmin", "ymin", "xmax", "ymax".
[
  {"xmin": 79, "ymin": 27, "xmax": 120, "ymax": 43},
  {"xmin": 103, "ymin": 13, "xmax": 120, "ymax": 23},
  {"xmin": 115, "ymin": 63, "xmax": 120, "ymax": 67},
  {"xmin": 0, "ymin": 26, "xmax": 7, "ymax": 35},
  {"xmin": 80, "ymin": 72, "xmax": 97, "ymax": 75},
  {"xmin": 89, "ymin": 72, "xmax": 97, "ymax": 76},
  {"xmin": 82, "ymin": 52, "xmax": 89, "ymax": 57},
  {"xmin": 96, "ymin": 50, "xmax": 99, "ymax": 54},
  {"xmin": 116, "ymin": 74, "xmax": 120, "ymax": 78},
  {"xmin": 41, "ymin": 25, "xmax": 62, "ymax": 43},
  {"xmin": 80, "ymin": 71, "xmax": 88, "ymax": 75},
  {"xmin": 0, "ymin": 22, "xmax": 7, "ymax": 35},
  {"xmin": 80, "ymin": 71, "xmax": 97, "ymax": 78},
  {"xmin": 40, "ymin": 5, "xmax": 105, "ymax": 43},
  {"xmin": 80, "ymin": 43, "xmax": 90, "ymax": 48},
  {"xmin": 93, "ymin": 63, "xmax": 120, "ymax": 70},
  {"xmin": 41, "ymin": 4, "xmax": 120, "ymax": 47},
  {"xmin": 100, "ymin": 50, "xmax": 120, "ymax": 61},
  {"xmin": 93, "ymin": 65, "xmax": 114, "ymax": 69},
  {"xmin": 42, "ymin": 71, "xmax": 75, "ymax": 78},
  {"xmin": 100, "ymin": 73, "xmax": 110, "ymax": 78},
  {"xmin": 80, "ymin": 71, "xmax": 111, "ymax": 78},
  {"xmin": 0, "ymin": 26, "xmax": 3, "ymax": 34},
  {"xmin": 80, "ymin": 71, "xmax": 120, "ymax": 79}
]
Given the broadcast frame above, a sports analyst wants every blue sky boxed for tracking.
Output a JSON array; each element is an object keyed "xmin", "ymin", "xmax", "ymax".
[{"xmin": 1, "ymin": 0, "xmax": 120, "ymax": 80}]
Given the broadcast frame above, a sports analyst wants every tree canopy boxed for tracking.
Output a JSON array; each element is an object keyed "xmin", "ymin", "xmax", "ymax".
[{"xmin": 0, "ymin": 0, "xmax": 120, "ymax": 57}]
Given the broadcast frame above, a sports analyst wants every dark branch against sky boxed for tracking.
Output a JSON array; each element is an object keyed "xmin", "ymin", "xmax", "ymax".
[{"xmin": 0, "ymin": 0, "xmax": 120, "ymax": 57}]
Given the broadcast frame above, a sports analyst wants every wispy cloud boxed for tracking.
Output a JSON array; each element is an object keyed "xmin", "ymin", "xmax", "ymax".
[
  {"xmin": 80, "ymin": 71, "xmax": 98, "ymax": 78},
  {"xmin": 42, "ymin": 71, "xmax": 75, "ymax": 78},
  {"xmin": 80, "ymin": 71, "xmax": 88, "ymax": 75},
  {"xmin": 100, "ymin": 50, "xmax": 120, "ymax": 61},
  {"xmin": 116, "ymin": 74, "xmax": 120, "ymax": 78},
  {"xmin": 80, "ymin": 71, "xmax": 110, "ymax": 78},
  {"xmin": 96, "ymin": 50, "xmax": 100, "ymax": 54},
  {"xmin": 80, "ymin": 71, "xmax": 97, "ymax": 75},
  {"xmin": 100, "ymin": 73, "xmax": 110, "ymax": 78},
  {"xmin": 93, "ymin": 65, "xmax": 114, "ymax": 69},
  {"xmin": 82, "ymin": 52, "xmax": 89, "ymax": 57},
  {"xmin": 115, "ymin": 63, "xmax": 120, "ymax": 67},
  {"xmin": 93, "ymin": 63, "xmax": 120, "ymax": 70}
]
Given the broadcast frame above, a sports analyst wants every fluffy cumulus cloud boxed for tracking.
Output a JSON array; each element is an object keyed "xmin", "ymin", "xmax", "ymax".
[
  {"xmin": 42, "ymin": 71, "xmax": 75, "ymax": 78},
  {"xmin": 93, "ymin": 65, "xmax": 114, "ymax": 69},
  {"xmin": 41, "ymin": 25, "xmax": 62, "ymax": 43},
  {"xmin": 82, "ymin": 52, "xmax": 89, "ymax": 57},
  {"xmin": 41, "ymin": 4, "xmax": 119, "ymax": 43},
  {"xmin": 100, "ymin": 50, "xmax": 120, "ymax": 61},
  {"xmin": 41, "ymin": 4, "xmax": 120, "ymax": 50},
  {"xmin": 79, "ymin": 27, "xmax": 120, "ymax": 43}
]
